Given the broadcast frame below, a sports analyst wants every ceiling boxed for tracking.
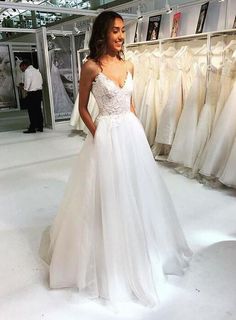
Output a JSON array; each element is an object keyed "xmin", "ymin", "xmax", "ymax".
[{"xmin": 0, "ymin": 0, "xmax": 123, "ymax": 30}]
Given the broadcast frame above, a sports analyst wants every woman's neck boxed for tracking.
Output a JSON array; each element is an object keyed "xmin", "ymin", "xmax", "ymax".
[{"xmin": 100, "ymin": 54, "xmax": 121, "ymax": 66}]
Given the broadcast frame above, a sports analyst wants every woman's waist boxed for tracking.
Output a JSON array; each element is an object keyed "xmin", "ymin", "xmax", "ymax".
[
  {"xmin": 96, "ymin": 110, "xmax": 131, "ymax": 120},
  {"xmin": 95, "ymin": 110, "xmax": 133, "ymax": 126}
]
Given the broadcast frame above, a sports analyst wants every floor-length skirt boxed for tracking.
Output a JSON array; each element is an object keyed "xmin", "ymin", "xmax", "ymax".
[{"xmin": 47, "ymin": 112, "xmax": 192, "ymax": 306}]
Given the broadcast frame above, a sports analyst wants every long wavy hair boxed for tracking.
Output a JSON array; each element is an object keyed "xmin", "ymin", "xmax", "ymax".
[{"xmin": 88, "ymin": 11, "xmax": 124, "ymax": 63}]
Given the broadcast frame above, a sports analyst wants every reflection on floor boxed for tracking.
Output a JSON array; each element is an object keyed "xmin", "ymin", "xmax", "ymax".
[
  {"xmin": 0, "ymin": 109, "xmax": 28, "ymax": 132},
  {"xmin": 0, "ymin": 123, "xmax": 235, "ymax": 320}
]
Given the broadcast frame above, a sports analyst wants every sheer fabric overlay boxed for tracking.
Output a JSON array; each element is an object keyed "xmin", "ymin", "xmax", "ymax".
[{"xmin": 45, "ymin": 69, "xmax": 192, "ymax": 307}]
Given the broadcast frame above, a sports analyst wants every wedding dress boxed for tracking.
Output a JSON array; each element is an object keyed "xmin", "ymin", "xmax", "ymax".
[
  {"xmin": 47, "ymin": 69, "xmax": 192, "ymax": 306},
  {"xmin": 138, "ymin": 53, "xmax": 161, "ymax": 146},
  {"xmin": 155, "ymin": 47, "xmax": 193, "ymax": 153},
  {"xmin": 132, "ymin": 51, "xmax": 151, "ymax": 114},
  {"xmin": 51, "ymin": 63, "xmax": 73, "ymax": 116},
  {"xmin": 152, "ymin": 47, "xmax": 177, "ymax": 158},
  {"xmin": 70, "ymin": 93, "xmax": 98, "ymax": 133},
  {"xmin": 219, "ymin": 136, "xmax": 236, "ymax": 188},
  {"xmin": 168, "ymin": 62, "xmax": 206, "ymax": 167},
  {"xmin": 199, "ymin": 79, "xmax": 236, "ymax": 178},
  {"xmin": 213, "ymin": 58, "xmax": 236, "ymax": 126},
  {"xmin": 192, "ymin": 64, "xmax": 221, "ymax": 173}
]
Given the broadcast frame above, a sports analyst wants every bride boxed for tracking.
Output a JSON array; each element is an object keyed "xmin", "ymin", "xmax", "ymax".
[{"xmin": 47, "ymin": 11, "xmax": 192, "ymax": 306}]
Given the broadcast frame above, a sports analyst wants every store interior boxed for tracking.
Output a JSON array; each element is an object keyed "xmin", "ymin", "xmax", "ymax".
[
  {"xmin": 0, "ymin": 0, "xmax": 235, "ymax": 131},
  {"xmin": 0, "ymin": 0, "xmax": 236, "ymax": 319}
]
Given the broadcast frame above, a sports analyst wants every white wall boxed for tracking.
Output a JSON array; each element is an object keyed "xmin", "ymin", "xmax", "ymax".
[{"xmin": 227, "ymin": 0, "xmax": 236, "ymax": 29}]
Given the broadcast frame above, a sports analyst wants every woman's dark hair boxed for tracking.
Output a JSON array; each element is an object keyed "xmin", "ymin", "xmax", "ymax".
[{"xmin": 88, "ymin": 11, "xmax": 124, "ymax": 63}]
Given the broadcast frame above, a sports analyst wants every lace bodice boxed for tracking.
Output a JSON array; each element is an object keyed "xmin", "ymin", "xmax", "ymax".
[{"xmin": 91, "ymin": 71, "xmax": 133, "ymax": 116}]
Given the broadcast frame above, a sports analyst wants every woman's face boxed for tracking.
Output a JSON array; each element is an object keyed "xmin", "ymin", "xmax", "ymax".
[{"xmin": 106, "ymin": 18, "xmax": 125, "ymax": 53}]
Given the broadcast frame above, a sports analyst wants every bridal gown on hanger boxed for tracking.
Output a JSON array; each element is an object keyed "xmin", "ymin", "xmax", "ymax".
[
  {"xmin": 46, "ymin": 66, "xmax": 192, "ymax": 306},
  {"xmin": 126, "ymin": 50, "xmax": 150, "ymax": 116},
  {"xmin": 217, "ymin": 53, "xmax": 236, "ymax": 187},
  {"xmin": 192, "ymin": 63, "xmax": 221, "ymax": 174},
  {"xmin": 199, "ymin": 75, "xmax": 236, "ymax": 178},
  {"xmin": 152, "ymin": 47, "xmax": 177, "ymax": 158},
  {"xmin": 213, "ymin": 57, "xmax": 236, "ymax": 126},
  {"xmin": 70, "ymin": 92, "xmax": 98, "ymax": 133},
  {"xmin": 168, "ymin": 62, "xmax": 206, "ymax": 167},
  {"xmin": 219, "ymin": 137, "xmax": 236, "ymax": 187},
  {"xmin": 138, "ymin": 52, "xmax": 161, "ymax": 146},
  {"xmin": 155, "ymin": 47, "xmax": 193, "ymax": 156},
  {"xmin": 50, "ymin": 64, "xmax": 74, "ymax": 114}
]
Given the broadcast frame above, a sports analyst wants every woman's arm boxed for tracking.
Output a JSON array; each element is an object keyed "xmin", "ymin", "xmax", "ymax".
[
  {"xmin": 130, "ymin": 96, "xmax": 136, "ymax": 115},
  {"xmin": 78, "ymin": 61, "xmax": 97, "ymax": 137},
  {"xmin": 126, "ymin": 60, "xmax": 137, "ymax": 115}
]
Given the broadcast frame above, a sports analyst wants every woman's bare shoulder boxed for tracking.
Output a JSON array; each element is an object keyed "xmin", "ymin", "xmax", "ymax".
[
  {"xmin": 82, "ymin": 59, "xmax": 100, "ymax": 75},
  {"xmin": 125, "ymin": 60, "xmax": 134, "ymax": 75}
]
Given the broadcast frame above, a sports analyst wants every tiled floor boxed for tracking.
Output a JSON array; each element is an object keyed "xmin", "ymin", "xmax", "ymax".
[{"xmin": 0, "ymin": 123, "xmax": 236, "ymax": 320}]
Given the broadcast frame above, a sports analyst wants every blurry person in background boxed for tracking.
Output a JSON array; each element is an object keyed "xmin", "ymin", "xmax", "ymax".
[{"xmin": 20, "ymin": 59, "xmax": 44, "ymax": 133}]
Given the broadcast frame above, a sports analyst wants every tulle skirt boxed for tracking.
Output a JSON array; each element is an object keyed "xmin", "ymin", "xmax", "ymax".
[{"xmin": 46, "ymin": 111, "xmax": 192, "ymax": 306}]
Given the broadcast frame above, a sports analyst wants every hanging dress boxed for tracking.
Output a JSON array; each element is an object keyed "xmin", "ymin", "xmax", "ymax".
[
  {"xmin": 138, "ymin": 52, "xmax": 161, "ymax": 145},
  {"xmin": 219, "ymin": 136, "xmax": 236, "ymax": 188},
  {"xmin": 213, "ymin": 57, "xmax": 236, "ymax": 126},
  {"xmin": 155, "ymin": 47, "xmax": 193, "ymax": 157},
  {"xmin": 70, "ymin": 93, "xmax": 98, "ymax": 133},
  {"xmin": 152, "ymin": 46, "xmax": 177, "ymax": 158},
  {"xmin": 168, "ymin": 62, "xmax": 206, "ymax": 167},
  {"xmin": 192, "ymin": 64, "xmax": 222, "ymax": 173},
  {"xmin": 127, "ymin": 50, "xmax": 151, "ymax": 116},
  {"xmin": 51, "ymin": 63, "xmax": 73, "ymax": 115},
  {"xmin": 199, "ymin": 75, "xmax": 236, "ymax": 178}
]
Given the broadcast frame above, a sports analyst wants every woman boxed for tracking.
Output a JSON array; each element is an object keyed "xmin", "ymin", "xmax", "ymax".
[{"xmin": 48, "ymin": 11, "xmax": 191, "ymax": 306}]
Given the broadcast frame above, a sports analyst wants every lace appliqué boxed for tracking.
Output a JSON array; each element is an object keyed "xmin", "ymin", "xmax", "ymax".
[{"xmin": 92, "ymin": 72, "xmax": 133, "ymax": 117}]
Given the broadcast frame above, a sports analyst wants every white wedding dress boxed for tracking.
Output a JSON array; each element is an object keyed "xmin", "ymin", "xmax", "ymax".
[
  {"xmin": 138, "ymin": 53, "xmax": 161, "ymax": 146},
  {"xmin": 154, "ymin": 47, "xmax": 193, "ymax": 158},
  {"xmin": 51, "ymin": 64, "xmax": 73, "ymax": 115},
  {"xmin": 199, "ymin": 79, "xmax": 236, "ymax": 178},
  {"xmin": 192, "ymin": 64, "xmax": 222, "ymax": 173},
  {"xmin": 47, "ymin": 69, "xmax": 192, "ymax": 306},
  {"xmin": 70, "ymin": 93, "xmax": 98, "ymax": 133},
  {"xmin": 168, "ymin": 62, "xmax": 206, "ymax": 167}
]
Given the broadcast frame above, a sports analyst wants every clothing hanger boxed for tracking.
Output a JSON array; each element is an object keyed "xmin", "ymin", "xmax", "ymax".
[
  {"xmin": 213, "ymin": 41, "xmax": 224, "ymax": 49},
  {"xmin": 231, "ymin": 49, "xmax": 236, "ymax": 59},
  {"xmin": 161, "ymin": 46, "xmax": 177, "ymax": 58},
  {"xmin": 174, "ymin": 45, "xmax": 189, "ymax": 58},
  {"xmin": 223, "ymin": 40, "xmax": 236, "ymax": 52},
  {"xmin": 174, "ymin": 46, "xmax": 183, "ymax": 58},
  {"xmin": 82, "ymin": 55, "xmax": 88, "ymax": 63},
  {"xmin": 194, "ymin": 43, "xmax": 207, "ymax": 55},
  {"xmin": 211, "ymin": 41, "xmax": 224, "ymax": 55},
  {"xmin": 151, "ymin": 47, "xmax": 159, "ymax": 53},
  {"xmin": 138, "ymin": 48, "xmax": 150, "ymax": 57},
  {"xmin": 152, "ymin": 50, "xmax": 162, "ymax": 58},
  {"xmin": 15, "ymin": 56, "xmax": 23, "ymax": 66},
  {"xmin": 136, "ymin": 47, "xmax": 146, "ymax": 56},
  {"xmin": 162, "ymin": 46, "xmax": 177, "ymax": 56},
  {"xmin": 174, "ymin": 45, "xmax": 186, "ymax": 58},
  {"xmin": 151, "ymin": 47, "xmax": 161, "ymax": 57},
  {"xmin": 133, "ymin": 49, "xmax": 140, "ymax": 55}
]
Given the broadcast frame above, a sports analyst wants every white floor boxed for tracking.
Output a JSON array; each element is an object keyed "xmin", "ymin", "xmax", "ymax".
[{"xmin": 0, "ymin": 123, "xmax": 236, "ymax": 320}]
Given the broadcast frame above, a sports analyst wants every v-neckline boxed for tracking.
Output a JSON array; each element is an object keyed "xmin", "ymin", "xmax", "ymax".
[{"xmin": 99, "ymin": 71, "xmax": 129, "ymax": 89}]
